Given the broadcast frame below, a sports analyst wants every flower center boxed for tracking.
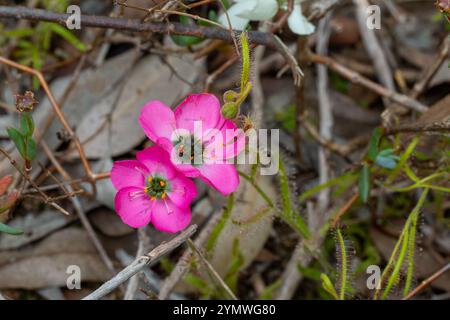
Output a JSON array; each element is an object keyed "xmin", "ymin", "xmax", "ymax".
[
  {"xmin": 144, "ymin": 176, "xmax": 169, "ymax": 200},
  {"xmin": 173, "ymin": 134, "xmax": 204, "ymax": 166}
]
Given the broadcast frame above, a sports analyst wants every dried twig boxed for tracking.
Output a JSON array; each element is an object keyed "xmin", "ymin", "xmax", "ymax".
[
  {"xmin": 353, "ymin": 0, "xmax": 395, "ymax": 92},
  {"xmin": 187, "ymin": 239, "xmax": 238, "ymax": 300},
  {"xmin": 410, "ymin": 37, "xmax": 450, "ymax": 99},
  {"xmin": 308, "ymin": 54, "xmax": 428, "ymax": 112},
  {"xmin": 124, "ymin": 228, "xmax": 150, "ymax": 300},
  {"xmin": 0, "ymin": 147, "xmax": 70, "ymax": 216},
  {"xmin": 40, "ymin": 140, "xmax": 117, "ymax": 276},
  {"xmin": 0, "ymin": 5, "xmax": 303, "ymax": 86},
  {"xmin": 384, "ymin": 121, "xmax": 450, "ymax": 135},
  {"xmin": 315, "ymin": 13, "xmax": 333, "ymax": 216},
  {"xmin": 403, "ymin": 262, "xmax": 450, "ymax": 300},
  {"xmin": 83, "ymin": 225, "xmax": 197, "ymax": 300},
  {"xmin": 0, "ymin": 6, "xmax": 277, "ymax": 49},
  {"xmin": 0, "ymin": 56, "xmax": 97, "ymax": 184},
  {"xmin": 159, "ymin": 212, "xmax": 222, "ymax": 299}
]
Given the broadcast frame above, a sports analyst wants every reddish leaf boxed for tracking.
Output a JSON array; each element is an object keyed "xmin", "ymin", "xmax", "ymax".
[{"xmin": 0, "ymin": 175, "xmax": 13, "ymax": 196}]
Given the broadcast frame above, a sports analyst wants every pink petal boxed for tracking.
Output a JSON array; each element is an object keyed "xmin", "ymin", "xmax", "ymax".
[
  {"xmin": 136, "ymin": 146, "xmax": 177, "ymax": 179},
  {"xmin": 114, "ymin": 186, "xmax": 152, "ymax": 228},
  {"xmin": 198, "ymin": 163, "xmax": 240, "ymax": 196},
  {"xmin": 151, "ymin": 199, "xmax": 191, "ymax": 233},
  {"xmin": 204, "ymin": 120, "xmax": 246, "ymax": 161},
  {"xmin": 111, "ymin": 160, "xmax": 147, "ymax": 190},
  {"xmin": 174, "ymin": 94, "xmax": 221, "ymax": 134},
  {"xmin": 167, "ymin": 174, "xmax": 197, "ymax": 208},
  {"xmin": 139, "ymin": 100, "xmax": 176, "ymax": 142},
  {"xmin": 157, "ymin": 137, "xmax": 202, "ymax": 177}
]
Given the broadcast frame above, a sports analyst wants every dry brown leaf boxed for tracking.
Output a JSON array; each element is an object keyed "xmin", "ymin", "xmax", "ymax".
[
  {"xmin": 0, "ymin": 227, "xmax": 109, "ymax": 289},
  {"xmin": 70, "ymin": 53, "xmax": 202, "ymax": 158}
]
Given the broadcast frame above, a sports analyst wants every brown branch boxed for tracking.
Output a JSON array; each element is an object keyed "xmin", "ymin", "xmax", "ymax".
[
  {"xmin": 308, "ymin": 54, "xmax": 429, "ymax": 112},
  {"xmin": 403, "ymin": 262, "xmax": 450, "ymax": 300},
  {"xmin": 0, "ymin": 5, "xmax": 278, "ymax": 49},
  {"xmin": 187, "ymin": 238, "xmax": 238, "ymax": 300},
  {"xmin": 410, "ymin": 37, "xmax": 450, "ymax": 99},
  {"xmin": 384, "ymin": 120, "xmax": 450, "ymax": 135},
  {"xmin": 0, "ymin": 56, "xmax": 96, "ymax": 185},
  {"xmin": 0, "ymin": 147, "xmax": 71, "ymax": 216}
]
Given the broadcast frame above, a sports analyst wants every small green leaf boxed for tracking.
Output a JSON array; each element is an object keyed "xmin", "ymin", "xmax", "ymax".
[
  {"xmin": 26, "ymin": 138, "xmax": 37, "ymax": 161},
  {"xmin": 375, "ymin": 155, "xmax": 397, "ymax": 169},
  {"xmin": 368, "ymin": 128, "xmax": 382, "ymax": 161},
  {"xmin": 47, "ymin": 23, "xmax": 87, "ymax": 51},
  {"xmin": 321, "ymin": 273, "xmax": 339, "ymax": 300},
  {"xmin": 171, "ymin": 15, "xmax": 204, "ymax": 47},
  {"xmin": 1, "ymin": 27, "xmax": 35, "ymax": 38},
  {"xmin": 358, "ymin": 165, "xmax": 371, "ymax": 203},
  {"xmin": 0, "ymin": 222, "xmax": 23, "ymax": 236},
  {"xmin": 171, "ymin": 34, "xmax": 204, "ymax": 46},
  {"xmin": 20, "ymin": 112, "xmax": 34, "ymax": 137},
  {"xmin": 7, "ymin": 127, "xmax": 27, "ymax": 159}
]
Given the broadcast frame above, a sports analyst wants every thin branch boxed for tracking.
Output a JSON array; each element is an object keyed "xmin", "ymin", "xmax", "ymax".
[
  {"xmin": 403, "ymin": 262, "xmax": 450, "ymax": 300},
  {"xmin": 187, "ymin": 238, "xmax": 238, "ymax": 300},
  {"xmin": 308, "ymin": 54, "xmax": 428, "ymax": 112},
  {"xmin": 158, "ymin": 212, "xmax": 222, "ymax": 299},
  {"xmin": 0, "ymin": 56, "xmax": 96, "ymax": 184},
  {"xmin": 384, "ymin": 120, "xmax": 450, "ymax": 135},
  {"xmin": 40, "ymin": 140, "xmax": 117, "ymax": 276},
  {"xmin": 0, "ymin": 6, "xmax": 278, "ymax": 49},
  {"xmin": 410, "ymin": 37, "xmax": 450, "ymax": 99},
  {"xmin": 315, "ymin": 13, "xmax": 333, "ymax": 216},
  {"xmin": 83, "ymin": 225, "xmax": 197, "ymax": 300},
  {"xmin": 0, "ymin": 147, "xmax": 71, "ymax": 216},
  {"xmin": 353, "ymin": 0, "xmax": 395, "ymax": 92}
]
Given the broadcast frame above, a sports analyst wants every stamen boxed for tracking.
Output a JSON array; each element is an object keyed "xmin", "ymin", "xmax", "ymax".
[
  {"xmin": 159, "ymin": 180, "xmax": 165, "ymax": 187},
  {"xmin": 134, "ymin": 166, "xmax": 147, "ymax": 176},
  {"xmin": 128, "ymin": 190, "xmax": 145, "ymax": 200},
  {"xmin": 162, "ymin": 198, "xmax": 173, "ymax": 214},
  {"xmin": 161, "ymin": 192, "xmax": 166, "ymax": 199},
  {"xmin": 147, "ymin": 176, "xmax": 152, "ymax": 183}
]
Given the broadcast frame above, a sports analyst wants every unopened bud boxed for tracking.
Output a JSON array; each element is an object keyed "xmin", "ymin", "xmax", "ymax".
[
  {"xmin": 223, "ymin": 90, "xmax": 239, "ymax": 103},
  {"xmin": 221, "ymin": 102, "xmax": 239, "ymax": 119}
]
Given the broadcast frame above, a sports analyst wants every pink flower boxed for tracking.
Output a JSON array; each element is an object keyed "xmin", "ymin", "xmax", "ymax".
[
  {"xmin": 139, "ymin": 94, "xmax": 245, "ymax": 196},
  {"xmin": 111, "ymin": 146, "xmax": 197, "ymax": 232}
]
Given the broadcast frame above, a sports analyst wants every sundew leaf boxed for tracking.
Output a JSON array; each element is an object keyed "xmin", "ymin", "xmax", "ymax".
[
  {"xmin": 377, "ymin": 189, "xmax": 429, "ymax": 300},
  {"xmin": 299, "ymin": 172, "xmax": 357, "ymax": 202},
  {"xmin": 206, "ymin": 193, "xmax": 234, "ymax": 252},
  {"xmin": 335, "ymin": 228, "xmax": 350, "ymax": 300},
  {"xmin": 278, "ymin": 158, "xmax": 311, "ymax": 239}
]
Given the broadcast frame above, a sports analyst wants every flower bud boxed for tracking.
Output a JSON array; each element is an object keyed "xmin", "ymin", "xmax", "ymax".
[
  {"xmin": 221, "ymin": 102, "xmax": 239, "ymax": 119},
  {"xmin": 223, "ymin": 90, "xmax": 239, "ymax": 103}
]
